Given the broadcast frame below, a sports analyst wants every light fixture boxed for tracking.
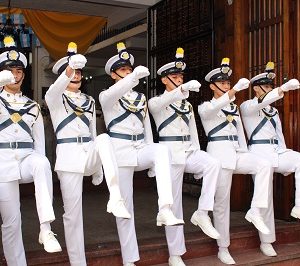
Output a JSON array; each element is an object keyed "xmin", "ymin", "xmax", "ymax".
[{"xmin": 0, "ymin": 0, "xmax": 30, "ymax": 47}]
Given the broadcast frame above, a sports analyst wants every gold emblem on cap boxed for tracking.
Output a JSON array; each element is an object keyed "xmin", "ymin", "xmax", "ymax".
[
  {"xmin": 11, "ymin": 113, "xmax": 22, "ymax": 123},
  {"xmin": 175, "ymin": 61, "xmax": 183, "ymax": 69},
  {"xmin": 227, "ymin": 114, "xmax": 234, "ymax": 123},
  {"xmin": 120, "ymin": 51, "xmax": 129, "ymax": 60},
  {"xmin": 8, "ymin": 50, "xmax": 18, "ymax": 61}
]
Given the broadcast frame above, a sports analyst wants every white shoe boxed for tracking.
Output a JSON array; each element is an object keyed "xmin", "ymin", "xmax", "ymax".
[
  {"xmin": 245, "ymin": 211, "xmax": 270, "ymax": 234},
  {"xmin": 190, "ymin": 211, "xmax": 220, "ymax": 239},
  {"xmin": 123, "ymin": 263, "xmax": 136, "ymax": 266},
  {"xmin": 260, "ymin": 243, "xmax": 277, "ymax": 257},
  {"xmin": 107, "ymin": 199, "xmax": 131, "ymax": 219},
  {"xmin": 168, "ymin": 255, "xmax": 186, "ymax": 266},
  {"xmin": 291, "ymin": 206, "xmax": 300, "ymax": 219},
  {"xmin": 39, "ymin": 231, "xmax": 62, "ymax": 253},
  {"xmin": 217, "ymin": 250, "xmax": 236, "ymax": 265},
  {"xmin": 156, "ymin": 208, "xmax": 184, "ymax": 226}
]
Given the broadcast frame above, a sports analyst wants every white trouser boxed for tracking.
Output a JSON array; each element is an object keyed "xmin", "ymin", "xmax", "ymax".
[
  {"xmin": 84, "ymin": 134, "xmax": 122, "ymax": 201},
  {"xmin": 20, "ymin": 152, "xmax": 55, "ymax": 224},
  {"xmin": 57, "ymin": 134, "xmax": 123, "ymax": 266},
  {"xmin": 258, "ymin": 150, "xmax": 300, "ymax": 244},
  {"xmin": 213, "ymin": 152, "xmax": 272, "ymax": 248},
  {"xmin": 166, "ymin": 150, "xmax": 221, "ymax": 256},
  {"xmin": 0, "ymin": 181, "xmax": 27, "ymax": 266},
  {"xmin": 116, "ymin": 143, "xmax": 173, "ymax": 264}
]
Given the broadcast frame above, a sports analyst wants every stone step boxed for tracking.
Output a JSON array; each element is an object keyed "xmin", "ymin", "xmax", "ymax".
[
  {"xmin": 154, "ymin": 241, "xmax": 300, "ymax": 265},
  {"xmin": 18, "ymin": 220, "xmax": 300, "ymax": 265}
]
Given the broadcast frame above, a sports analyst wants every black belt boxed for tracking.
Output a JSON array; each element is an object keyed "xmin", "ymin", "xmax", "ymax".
[
  {"xmin": 57, "ymin": 137, "xmax": 91, "ymax": 144},
  {"xmin": 159, "ymin": 135, "xmax": 191, "ymax": 142},
  {"xmin": 249, "ymin": 139, "xmax": 278, "ymax": 145},
  {"xmin": 108, "ymin": 132, "xmax": 144, "ymax": 141},
  {"xmin": 208, "ymin": 135, "xmax": 238, "ymax": 142},
  {"xmin": 0, "ymin": 142, "xmax": 33, "ymax": 149}
]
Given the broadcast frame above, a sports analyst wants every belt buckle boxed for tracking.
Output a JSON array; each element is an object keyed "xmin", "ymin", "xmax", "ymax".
[
  {"xmin": 77, "ymin": 137, "xmax": 83, "ymax": 144},
  {"xmin": 182, "ymin": 135, "xmax": 188, "ymax": 141},
  {"xmin": 270, "ymin": 138, "xmax": 276, "ymax": 144},
  {"xmin": 10, "ymin": 142, "xmax": 18, "ymax": 149},
  {"xmin": 228, "ymin": 135, "xmax": 234, "ymax": 141},
  {"xmin": 131, "ymin": 135, "xmax": 137, "ymax": 141}
]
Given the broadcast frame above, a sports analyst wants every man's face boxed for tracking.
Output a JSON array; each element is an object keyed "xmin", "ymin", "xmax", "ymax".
[
  {"xmin": 210, "ymin": 80, "xmax": 231, "ymax": 98},
  {"xmin": 254, "ymin": 84, "xmax": 273, "ymax": 97},
  {"xmin": 162, "ymin": 73, "xmax": 184, "ymax": 91},
  {"xmin": 4, "ymin": 66, "xmax": 24, "ymax": 92},
  {"xmin": 67, "ymin": 69, "xmax": 82, "ymax": 92},
  {"xmin": 111, "ymin": 65, "xmax": 133, "ymax": 82}
]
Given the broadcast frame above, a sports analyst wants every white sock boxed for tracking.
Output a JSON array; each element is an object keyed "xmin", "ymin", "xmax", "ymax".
[
  {"xmin": 219, "ymin": 247, "xmax": 229, "ymax": 253},
  {"xmin": 197, "ymin": 210, "xmax": 208, "ymax": 216},
  {"xmin": 40, "ymin": 222, "xmax": 51, "ymax": 233},
  {"xmin": 250, "ymin": 207, "xmax": 261, "ymax": 216}
]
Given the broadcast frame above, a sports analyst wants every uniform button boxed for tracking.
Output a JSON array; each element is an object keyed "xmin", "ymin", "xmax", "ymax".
[
  {"xmin": 7, "ymin": 94, "xmax": 10, "ymax": 97},
  {"xmin": 14, "ymin": 129, "xmax": 18, "ymax": 133}
]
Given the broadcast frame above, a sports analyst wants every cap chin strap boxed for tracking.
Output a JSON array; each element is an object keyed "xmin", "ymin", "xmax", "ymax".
[
  {"xmin": 213, "ymin": 82, "xmax": 226, "ymax": 93},
  {"xmin": 70, "ymin": 79, "xmax": 82, "ymax": 84},
  {"xmin": 167, "ymin": 76, "xmax": 179, "ymax": 89},
  {"xmin": 113, "ymin": 70, "xmax": 125, "ymax": 79},
  {"xmin": 258, "ymin": 84, "xmax": 273, "ymax": 103}
]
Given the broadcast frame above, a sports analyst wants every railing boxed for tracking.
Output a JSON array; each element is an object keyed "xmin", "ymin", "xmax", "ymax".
[{"xmin": 92, "ymin": 18, "xmax": 146, "ymax": 44}]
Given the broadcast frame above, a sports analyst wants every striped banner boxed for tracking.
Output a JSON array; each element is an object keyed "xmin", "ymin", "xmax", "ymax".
[{"xmin": 0, "ymin": 13, "xmax": 41, "ymax": 48}]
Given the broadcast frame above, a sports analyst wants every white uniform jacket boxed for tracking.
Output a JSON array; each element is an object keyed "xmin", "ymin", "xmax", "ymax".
[
  {"xmin": 45, "ymin": 70, "xmax": 96, "ymax": 173},
  {"xmin": 0, "ymin": 89, "xmax": 44, "ymax": 181},
  {"xmin": 148, "ymin": 87, "xmax": 200, "ymax": 164},
  {"xmin": 198, "ymin": 92, "xmax": 248, "ymax": 170},
  {"xmin": 240, "ymin": 87, "xmax": 289, "ymax": 167},
  {"xmin": 99, "ymin": 73, "xmax": 153, "ymax": 167}
]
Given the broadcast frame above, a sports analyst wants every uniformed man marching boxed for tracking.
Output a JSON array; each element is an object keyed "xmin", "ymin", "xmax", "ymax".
[
  {"xmin": 0, "ymin": 36, "xmax": 61, "ymax": 265},
  {"xmin": 198, "ymin": 58, "xmax": 273, "ymax": 264},
  {"xmin": 148, "ymin": 48, "xmax": 221, "ymax": 266},
  {"xmin": 240, "ymin": 62, "xmax": 300, "ymax": 257},
  {"xmin": 45, "ymin": 42, "xmax": 130, "ymax": 266},
  {"xmin": 99, "ymin": 42, "xmax": 184, "ymax": 266}
]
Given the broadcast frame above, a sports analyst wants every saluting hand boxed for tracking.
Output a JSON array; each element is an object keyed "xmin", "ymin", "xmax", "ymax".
[
  {"xmin": 132, "ymin": 65, "xmax": 150, "ymax": 80},
  {"xmin": 0, "ymin": 70, "xmax": 15, "ymax": 87},
  {"xmin": 281, "ymin": 79, "xmax": 300, "ymax": 92},
  {"xmin": 232, "ymin": 78, "xmax": 250, "ymax": 92},
  {"xmin": 181, "ymin": 80, "xmax": 201, "ymax": 92},
  {"xmin": 68, "ymin": 54, "xmax": 87, "ymax": 70}
]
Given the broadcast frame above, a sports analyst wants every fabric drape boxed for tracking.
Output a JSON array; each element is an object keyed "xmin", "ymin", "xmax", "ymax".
[{"xmin": 22, "ymin": 9, "xmax": 106, "ymax": 60}]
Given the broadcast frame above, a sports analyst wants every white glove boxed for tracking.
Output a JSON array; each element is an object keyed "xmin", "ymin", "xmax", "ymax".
[
  {"xmin": 181, "ymin": 80, "xmax": 201, "ymax": 92},
  {"xmin": 132, "ymin": 65, "xmax": 150, "ymax": 80},
  {"xmin": 232, "ymin": 78, "xmax": 250, "ymax": 92},
  {"xmin": 281, "ymin": 79, "xmax": 300, "ymax": 92},
  {"xmin": 92, "ymin": 170, "xmax": 103, "ymax": 186},
  {"xmin": 68, "ymin": 54, "xmax": 87, "ymax": 70},
  {"xmin": 0, "ymin": 70, "xmax": 15, "ymax": 87}
]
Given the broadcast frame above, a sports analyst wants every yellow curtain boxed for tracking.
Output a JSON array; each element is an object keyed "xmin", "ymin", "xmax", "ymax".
[
  {"xmin": 0, "ymin": 7, "xmax": 22, "ymax": 14},
  {"xmin": 22, "ymin": 9, "xmax": 107, "ymax": 60}
]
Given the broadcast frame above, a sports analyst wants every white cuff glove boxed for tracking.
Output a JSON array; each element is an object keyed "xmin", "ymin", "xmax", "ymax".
[
  {"xmin": 232, "ymin": 78, "xmax": 250, "ymax": 92},
  {"xmin": 181, "ymin": 80, "xmax": 201, "ymax": 92},
  {"xmin": 132, "ymin": 65, "xmax": 150, "ymax": 80},
  {"xmin": 68, "ymin": 54, "xmax": 87, "ymax": 70},
  {"xmin": 92, "ymin": 170, "xmax": 103, "ymax": 186},
  {"xmin": 281, "ymin": 79, "xmax": 300, "ymax": 92},
  {"xmin": 0, "ymin": 70, "xmax": 15, "ymax": 87}
]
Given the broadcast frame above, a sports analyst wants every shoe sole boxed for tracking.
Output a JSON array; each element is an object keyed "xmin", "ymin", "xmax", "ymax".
[
  {"xmin": 190, "ymin": 217, "xmax": 220, "ymax": 239},
  {"xmin": 291, "ymin": 211, "xmax": 299, "ymax": 219},
  {"xmin": 157, "ymin": 220, "xmax": 185, "ymax": 226},
  {"xmin": 107, "ymin": 208, "xmax": 131, "ymax": 219},
  {"xmin": 217, "ymin": 254, "xmax": 236, "ymax": 265},
  {"xmin": 245, "ymin": 215, "xmax": 270, "ymax": 235},
  {"xmin": 39, "ymin": 240, "xmax": 62, "ymax": 253}
]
